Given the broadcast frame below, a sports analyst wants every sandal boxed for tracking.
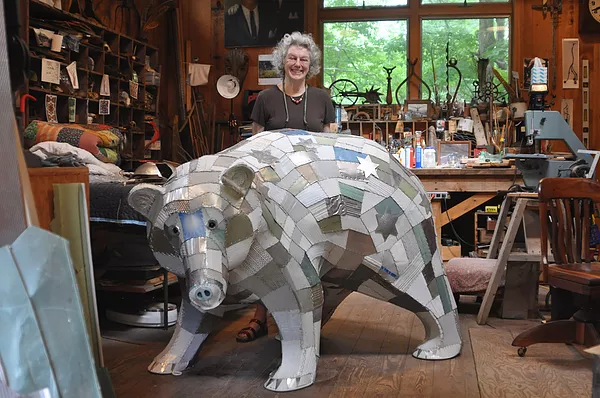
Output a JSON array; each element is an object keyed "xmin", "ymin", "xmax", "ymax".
[{"xmin": 236, "ymin": 318, "xmax": 268, "ymax": 343}]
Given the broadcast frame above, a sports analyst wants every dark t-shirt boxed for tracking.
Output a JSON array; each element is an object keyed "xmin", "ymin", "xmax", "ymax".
[{"xmin": 251, "ymin": 85, "xmax": 335, "ymax": 132}]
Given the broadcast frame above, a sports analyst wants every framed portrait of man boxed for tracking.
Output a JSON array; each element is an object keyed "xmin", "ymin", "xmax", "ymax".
[{"xmin": 224, "ymin": 0, "xmax": 304, "ymax": 48}]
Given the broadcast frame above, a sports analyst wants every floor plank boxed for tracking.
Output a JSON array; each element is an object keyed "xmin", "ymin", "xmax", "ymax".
[
  {"xmin": 102, "ymin": 293, "xmax": 593, "ymax": 397},
  {"xmin": 395, "ymin": 317, "xmax": 435, "ymax": 397},
  {"xmin": 470, "ymin": 327, "xmax": 592, "ymax": 398},
  {"xmin": 431, "ymin": 314, "xmax": 481, "ymax": 398},
  {"xmin": 366, "ymin": 305, "xmax": 414, "ymax": 397},
  {"xmin": 326, "ymin": 296, "xmax": 395, "ymax": 398}
]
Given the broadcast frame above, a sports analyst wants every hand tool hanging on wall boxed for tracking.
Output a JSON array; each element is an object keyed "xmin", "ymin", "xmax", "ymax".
[
  {"xmin": 383, "ymin": 66, "xmax": 396, "ymax": 105},
  {"xmin": 445, "ymin": 43, "xmax": 462, "ymax": 117},
  {"xmin": 431, "ymin": 46, "xmax": 440, "ymax": 106},
  {"xmin": 532, "ymin": 0, "xmax": 562, "ymax": 91},
  {"xmin": 395, "ymin": 58, "xmax": 431, "ymax": 105}
]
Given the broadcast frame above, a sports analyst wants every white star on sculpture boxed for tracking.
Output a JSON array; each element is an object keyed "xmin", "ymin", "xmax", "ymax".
[{"xmin": 357, "ymin": 155, "xmax": 379, "ymax": 178}]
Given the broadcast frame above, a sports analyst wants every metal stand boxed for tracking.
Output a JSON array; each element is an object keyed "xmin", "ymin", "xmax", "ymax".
[{"xmin": 163, "ymin": 267, "xmax": 169, "ymax": 330}]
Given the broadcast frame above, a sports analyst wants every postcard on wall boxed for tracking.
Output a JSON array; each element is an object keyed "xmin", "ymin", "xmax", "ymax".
[
  {"xmin": 41, "ymin": 58, "xmax": 60, "ymax": 85},
  {"xmin": 66, "ymin": 62, "xmax": 79, "ymax": 89},
  {"xmin": 562, "ymin": 38, "xmax": 579, "ymax": 89},
  {"xmin": 99, "ymin": 99, "xmax": 110, "ymax": 115},
  {"xmin": 561, "ymin": 98, "xmax": 574, "ymax": 129},
  {"xmin": 129, "ymin": 81, "xmax": 139, "ymax": 100},
  {"xmin": 258, "ymin": 54, "xmax": 281, "ymax": 86}
]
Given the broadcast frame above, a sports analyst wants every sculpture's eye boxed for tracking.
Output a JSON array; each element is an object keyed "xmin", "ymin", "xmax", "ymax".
[
  {"xmin": 207, "ymin": 220, "xmax": 217, "ymax": 230},
  {"xmin": 169, "ymin": 225, "xmax": 180, "ymax": 236}
]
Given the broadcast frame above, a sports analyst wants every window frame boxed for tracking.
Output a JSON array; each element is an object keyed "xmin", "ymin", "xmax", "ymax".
[{"xmin": 316, "ymin": 0, "xmax": 512, "ymax": 101}]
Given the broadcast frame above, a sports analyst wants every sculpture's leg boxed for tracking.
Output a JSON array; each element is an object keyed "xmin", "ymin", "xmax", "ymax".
[
  {"xmin": 251, "ymin": 257, "xmax": 323, "ymax": 392},
  {"xmin": 412, "ymin": 307, "xmax": 461, "ymax": 360},
  {"xmin": 321, "ymin": 283, "xmax": 352, "ymax": 326},
  {"xmin": 357, "ymin": 265, "xmax": 461, "ymax": 360},
  {"xmin": 148, "ymin": 281, "xmax": 217, "ymax": 375},
  {"xmin": 261, "ymin": 291, "xmax": 321, "ymax": 392}
]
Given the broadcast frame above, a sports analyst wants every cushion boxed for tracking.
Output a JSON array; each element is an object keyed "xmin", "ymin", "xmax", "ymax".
[
  {"xmin": 444, "ymin": 258, "xmax": 503, "ymax": 293},
  {"xmin": 23, "ymin": 121, "xmax": 124, "ymax": 164}
]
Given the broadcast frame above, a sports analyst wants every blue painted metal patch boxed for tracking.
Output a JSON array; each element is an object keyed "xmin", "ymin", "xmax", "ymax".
[
  {"xmin": 380, "ymin": 266, "xmax": 398, "ymax": 279},
  {"xmin": 334, "ymin": 147, "xmax": 361, "ymax": 162},
  {"xmin": 277, "ymin": 129, "xmax": 310, "ymax": 136},
  {"xmin": 179, "ymin": 210, "xmax": 206, "ymax": 240}
]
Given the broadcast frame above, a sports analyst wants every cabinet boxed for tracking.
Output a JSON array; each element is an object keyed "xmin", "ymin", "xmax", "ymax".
[
  {"xmin": 23, "ymin": 0, "xmax": 161, "ymax": 170},
  {"xmin": 474, "ymin": 211, "xmax": 508, "ymax": 257}
]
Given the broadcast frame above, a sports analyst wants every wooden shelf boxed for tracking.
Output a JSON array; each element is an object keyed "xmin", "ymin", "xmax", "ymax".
[{"xmin": 24, "ymin": 0, "xmax": 161, "ymax": 170}]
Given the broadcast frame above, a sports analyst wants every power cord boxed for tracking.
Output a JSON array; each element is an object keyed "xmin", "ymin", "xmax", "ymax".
[{"xmin": 443, "ymin": 196, "xmax": 478, "ymax": 248}]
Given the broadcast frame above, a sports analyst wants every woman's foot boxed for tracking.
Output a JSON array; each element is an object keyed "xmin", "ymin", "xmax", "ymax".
[{"xmin": 236, "ymin": 318, "xmax": 268, "ymax": 343}]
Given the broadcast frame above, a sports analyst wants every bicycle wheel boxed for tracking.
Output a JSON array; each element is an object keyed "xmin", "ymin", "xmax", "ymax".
[{"xmin": 329, "ymin": 79, "xmax": 359, "ymax": 106}]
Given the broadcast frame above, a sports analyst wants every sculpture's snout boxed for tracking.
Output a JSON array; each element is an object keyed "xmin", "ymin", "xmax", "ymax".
[{"xmin": 189, "ymin": 281, "xmax": 223, "ymax": 310}]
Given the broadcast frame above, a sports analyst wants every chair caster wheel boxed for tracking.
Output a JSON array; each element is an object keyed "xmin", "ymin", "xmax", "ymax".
[{"xmin": 517, "ymin": 347, "xmax": 527, "ymax": 357}]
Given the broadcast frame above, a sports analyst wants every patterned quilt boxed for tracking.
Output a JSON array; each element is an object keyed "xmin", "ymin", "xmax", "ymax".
[{"xmin": 24, "ymin": 121, "xmax": 124, "ymax": 164}]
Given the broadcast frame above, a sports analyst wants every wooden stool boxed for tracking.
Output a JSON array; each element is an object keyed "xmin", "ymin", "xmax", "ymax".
[{"xmin": 476, "ymin": 192, "xmax": 541, "ymax": 325}]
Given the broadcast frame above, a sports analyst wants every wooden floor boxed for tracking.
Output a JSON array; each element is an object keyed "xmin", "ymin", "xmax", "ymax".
[{"xmin": 102, "ymin": 293, "xmax": 593, "ymax": 398}]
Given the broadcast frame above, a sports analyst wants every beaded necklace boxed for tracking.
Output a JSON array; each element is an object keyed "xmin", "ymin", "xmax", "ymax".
[{"xmin": 282, "ymin": 81, "xmax": 308, "ymax": 129}]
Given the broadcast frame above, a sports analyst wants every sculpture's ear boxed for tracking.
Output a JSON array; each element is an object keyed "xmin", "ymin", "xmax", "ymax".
[
  {"xmin": 128, "ymin": 183, "xmax": 165, "ymax": 219},
  {"xmin": 221, "ymin": 163, "xmax": 255, "ymax": 198}
]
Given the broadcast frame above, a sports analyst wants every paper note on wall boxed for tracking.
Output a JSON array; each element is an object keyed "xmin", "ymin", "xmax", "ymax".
[
  {"xmin": 66, "ymin": 62, "xmax": 79, "ymax": 89},
  {"xmin": 41, "ymin": 59, "xmax": 60, "ymax": 85}
]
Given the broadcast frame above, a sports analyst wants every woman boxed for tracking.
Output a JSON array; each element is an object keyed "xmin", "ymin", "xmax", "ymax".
[
  {"xmin": 236, "ymin": 31, "xmax": 335, "ymax": 343},
  {"xmin": 250, "ymin": 31, "xmax": 335, "ymax": 135}
]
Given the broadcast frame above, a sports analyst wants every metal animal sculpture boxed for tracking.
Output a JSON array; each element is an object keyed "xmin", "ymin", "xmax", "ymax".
[{"xmin": 128, "ymin": 130, "xmax": 462, "ymax": 392}]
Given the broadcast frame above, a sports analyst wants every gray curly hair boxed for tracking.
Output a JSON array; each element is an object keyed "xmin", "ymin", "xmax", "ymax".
[{"xmin": 271, "ymin": 31, "xmax": 322, "ymax": 80}]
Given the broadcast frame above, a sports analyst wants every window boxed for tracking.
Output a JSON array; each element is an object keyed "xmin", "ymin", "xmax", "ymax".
[
  {"xmin": 324, "ymin": 0, "xmax": 407, "ymax": 8},
  {"xmin": 320, "ymin": 1, "xmax": 511, "ymax": 106},
  {"xmin": 323, "ymin": 21, "xmax": 409, "ymax": 105},
  {"xmin": 421, "ymin": 0, "xmax": 508, "ymax": 3},
  {"xmin": 421, "ymin": 18, "xmax": 510, "ymax": 103}
]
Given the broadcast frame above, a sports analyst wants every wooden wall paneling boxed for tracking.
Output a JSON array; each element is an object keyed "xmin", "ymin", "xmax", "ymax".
[
  {"xmin": 179, "ymin": 0, "xmax": 600, "ymax": 153},
  {"xmin": 408, "ymin": 2, "xmax": 421, "ymax": 100}
]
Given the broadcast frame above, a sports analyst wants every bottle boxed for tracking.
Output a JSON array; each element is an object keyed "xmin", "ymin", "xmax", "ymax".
[
  {"xmin": 404, "ymin": 146, "xmax": 411, "ymax": 168},
  {"xmin": 335, "ymin": 105, "xmax": 342, "ymax": 133},
  {"xmin": 423, "ymin": 146, "xmax": 436, "ymax": 168},
  {"xmin": 415, "ymin": 145, "xmax": 423, "ymax": 168},
  {"xmin": 398, "ymin": 145, "xmax": 406, "ymax": 166}
]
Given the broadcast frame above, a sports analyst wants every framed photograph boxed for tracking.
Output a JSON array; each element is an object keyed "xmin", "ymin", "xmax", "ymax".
[
  {"xmin": 438, "ymin": 140, "xmax": 471, "ymax": 166},
  {"xmin": 404, "ymin": 100, "xmax": 432, "ymax": 119},
  {"xmin": 258, "ymin": 54, "xmax": 281, "ymax": 85},
  {"xmin": 224, "ymin": 0, "xmax": 304, "ymax": 49}
]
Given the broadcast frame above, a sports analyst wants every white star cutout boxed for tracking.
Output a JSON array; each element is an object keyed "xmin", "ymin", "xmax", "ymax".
[{"xmin": 357, "ymin": 155, "xmax": 379, "ymax": 178}]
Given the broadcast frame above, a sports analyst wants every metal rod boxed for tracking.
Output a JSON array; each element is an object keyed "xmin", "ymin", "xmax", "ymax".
[{"xmin": 163, "ymin": 267, "xmax": 168, "ymax": 330}]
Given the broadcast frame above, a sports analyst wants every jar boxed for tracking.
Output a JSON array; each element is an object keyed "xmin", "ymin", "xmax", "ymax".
[{"xmin": 423, "ymin": 146, "xmax": 437, "ymax": 168}]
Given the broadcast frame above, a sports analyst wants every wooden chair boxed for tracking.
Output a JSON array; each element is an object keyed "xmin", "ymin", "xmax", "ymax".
[{"xmin": 512, "ymin": 178, "xmax": 600, "ymax": 356}]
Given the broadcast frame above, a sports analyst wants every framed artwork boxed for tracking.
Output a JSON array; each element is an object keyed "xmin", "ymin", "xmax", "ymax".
[
  {"xmin": 404, "ymin": 100, "xmax": 432, "ymax": 119},
  {"xmin": 224, "ymin": 0, "xmax": 304, "ymax": 48},
  {"xmin": 438, "ymin": 140, "xmax": 471, "ymax": 166},
  {"xmin": 258, "ymin": 54, "xmax": 281, "ymax": 85}
]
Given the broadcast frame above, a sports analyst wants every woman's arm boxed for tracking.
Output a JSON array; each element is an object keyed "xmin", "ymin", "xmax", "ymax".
[{"xmin": 252, "ymin": 122, "xmax": 265, "ymax": 135}]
